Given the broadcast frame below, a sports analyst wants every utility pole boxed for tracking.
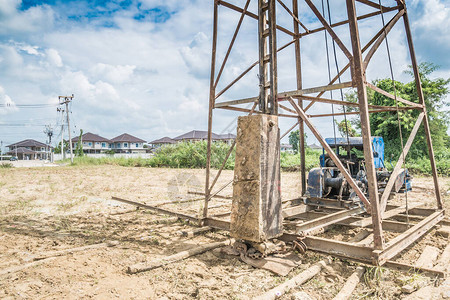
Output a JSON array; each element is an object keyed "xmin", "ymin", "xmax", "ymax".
[
  {"xmin": 58, "ymin": 95, "xmax": 74, "ymax": 163},
  {"xmin": 57, "ymin": 107, "xmax": 65, "ymax": 160},
  {"xmin": 44, "ymin": 125, "xmax": 53, "ymax": 161}
]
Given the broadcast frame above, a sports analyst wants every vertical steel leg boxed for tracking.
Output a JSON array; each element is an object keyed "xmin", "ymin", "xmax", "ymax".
[
  {"xmin": 402, "ymin": 10, "xmax": 442, "ymax": 209},
  {"xmin": 292, "ymin": 0, "xmax": 306, "ymax": 193},
  {"xmin": 346, "ymin": 0, "xmax": 384, "ymax": 250},
  {"xmin": 203, "ymin": 1, "xmax": 219, "ymax": 220}
]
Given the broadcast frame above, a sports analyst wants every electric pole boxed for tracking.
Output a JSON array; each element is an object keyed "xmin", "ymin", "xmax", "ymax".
[
  {"xmin": 58, "ymin": 95, "xmax": 74, "ymax": 163},
  {"xmin": 44, "ymin": 125, "xmax": 53, "ymax": 161}
]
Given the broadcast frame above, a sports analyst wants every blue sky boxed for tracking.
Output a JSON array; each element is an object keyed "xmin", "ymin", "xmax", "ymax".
[{"xmin": 0, "ymin": 0, "xmax": 448, "ymax": 150}]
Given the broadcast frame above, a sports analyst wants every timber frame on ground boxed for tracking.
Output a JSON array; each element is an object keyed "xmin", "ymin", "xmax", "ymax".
[{"xmin": 115, "ymin": 0, "xmax": 445, "ymax": 268}]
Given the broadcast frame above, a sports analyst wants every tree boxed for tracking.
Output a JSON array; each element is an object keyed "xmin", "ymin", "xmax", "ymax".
[
  {"xmin": 54, "ymin": 140, "xmax": 70, "ymax": 154},
  {"xmin": 335, "ymin": 120, "xmax": 359, "ymax": 137},
  {"xmin": 288, "ymin": 130, "xmax": 308, "ymax": 154},
  {"xmin": 346, "ymin": 63, "xmax": 449, "ymax": 159},
  {"xmin": 75, "ymin": 129, "xmax": 84, "ymax": 157}
]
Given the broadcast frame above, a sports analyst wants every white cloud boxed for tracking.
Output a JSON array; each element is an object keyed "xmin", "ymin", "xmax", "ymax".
[
  {"xmin": 89, "ymin": 63, "xmax": 135, "ymax": 84},
  {"xmin": 0, "ymin": 0, "xmax": 54, "ymax": 36},
  {"xmin": 45, "ymin": 48, "xmax": 62, "ymax": 67}
]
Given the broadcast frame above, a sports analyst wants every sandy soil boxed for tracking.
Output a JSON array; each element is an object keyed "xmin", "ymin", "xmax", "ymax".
[{"xmin": 0, "ymin": 165, "xmax": 449, "ymax": 299}]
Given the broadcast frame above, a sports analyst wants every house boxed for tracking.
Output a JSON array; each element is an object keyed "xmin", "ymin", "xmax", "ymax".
[
  {"xmin": 172, "ymin": 130, "xmax": 236, "ymax": 144},
  {"xmin": 6, "ymin": 139, "xmax": 49, "ymax": 160},
  {"xmin": 110, "ymin": 133, "xmax": 146, "ymax": 153},
  {"xmin": 173, "ymin": 130, "xmax": 221, "ymax": 143},
  {"xmin": 149, "ymin": 137, "xmax": 176, "ymax": 149},
  {"xmin": 218, "ymin": 133, "xmax": 237, "ymax": 145},
  {"xmin": 280, "ymin": 143, "xmax": 294, "ymax": 153},
  {"xmin": 308, "ymin": 143, "xmax": 322, "ymax": 150},
  {"xmin": 71, "ymin": 132, "xmax": 111, "ymax": 154}
]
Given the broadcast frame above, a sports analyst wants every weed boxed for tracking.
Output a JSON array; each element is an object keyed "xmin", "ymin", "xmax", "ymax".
[{"xmin": 0, "ymin": 163, "xmax": 13, "ymax": 168}]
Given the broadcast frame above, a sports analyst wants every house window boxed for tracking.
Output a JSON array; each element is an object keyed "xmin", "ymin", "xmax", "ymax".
[
  {"xmin": 116, "ymin": 143, "xmax": 120, "ymax": 148},
  {"xmin": 102, "ymin": 143, "xmax": 106, "ymax": 148},
  {"xmin": 136, "ymin": 143, "xmax": 138, "ymax": 148},
  {"xmin": 124, "ymin": 143, "xmax": 128, "ymax": 147},
  {"xmin": 89, "ymin": 142, "xmax": 92, "ymax": 146}
]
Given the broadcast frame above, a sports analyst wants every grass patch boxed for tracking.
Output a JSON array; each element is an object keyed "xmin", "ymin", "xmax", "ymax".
[
  {"xmin": 58, "ymin": 141, "xmax": 448, "ymax": 176},
  {"xmin": 0, "ymin": 162, "xmax": 13, "ymax": 168}
]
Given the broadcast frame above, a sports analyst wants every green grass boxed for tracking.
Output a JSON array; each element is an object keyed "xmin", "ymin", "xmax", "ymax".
[{"xmin": 58, "ymin": 141, "xmax": 448, "ymax": 176}]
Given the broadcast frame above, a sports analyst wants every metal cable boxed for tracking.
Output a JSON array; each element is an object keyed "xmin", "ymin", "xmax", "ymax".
[
  {"xmin": 321, "ymin": 0, "xmax": 338, "ymax": 152},
  {"xmin": 326, "ymin": 0, "xmax": 352, "ymax": 157},
  {"xmin": 378, "ymin": 0, "xmax": 409, "ymax": 225}
]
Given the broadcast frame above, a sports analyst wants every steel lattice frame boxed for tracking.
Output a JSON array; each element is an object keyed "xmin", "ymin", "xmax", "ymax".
[{"xmin": 199, "ymin": 0, "xmax": 444, "ymax": 265}]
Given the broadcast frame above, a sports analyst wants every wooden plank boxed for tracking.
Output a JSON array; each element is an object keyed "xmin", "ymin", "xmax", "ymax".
[
  {"xmin": 435, "ymin": 244, "xmax": 450, "ymax": 273},
  {"xmin": 333, "ymin": 266, "xmax": 365, "ymax": 300},
  {"xmin": 414, "ymin": 245, "xmax": 440, "ymax": 269},
  {"xmin": 383, "ymin": 260, "xmax": 445, "ymax": 279},
  {"xmin": 111, "ymin": 196, "xmax": 199, "ymax": 221},
  {"xmin": 128, "ymin": 240, "xmax": 230, "ymax": 274},
  {"xmin": 254, "ymin": 261, "xmax": 327, "ymax": 300}
]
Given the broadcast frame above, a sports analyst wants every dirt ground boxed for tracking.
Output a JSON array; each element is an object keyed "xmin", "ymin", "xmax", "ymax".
[{"xmin": 0, "ymin": 165, "xmax": 449, "ymax": 299}]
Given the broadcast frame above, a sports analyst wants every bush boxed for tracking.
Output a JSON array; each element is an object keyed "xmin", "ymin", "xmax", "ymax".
[{"xmin": 0, "ymin": 162, "xmax": 13, "ymax": 168}]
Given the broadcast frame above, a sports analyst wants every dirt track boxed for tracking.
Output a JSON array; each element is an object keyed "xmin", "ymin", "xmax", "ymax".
[{"xmin": 0, "ymin": 165, "xmax": 449, "ymax": 299}]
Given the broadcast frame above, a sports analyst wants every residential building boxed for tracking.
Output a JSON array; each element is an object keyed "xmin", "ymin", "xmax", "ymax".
[
  {"xmin": 280, "ymin": 143, "xmax": 294, "ymax": 153},
  {"xmin": 71, "ymin": 132, "xmax": 111, "ymax": 154},
  {"xmin": 149, "ymin": 137, "xmax": 176, "ymax": 149},
  {"xmin": 110, "ymin": 133, "xmax": 146, "ymax": 153},
  {"xmin": 6, "ymin": 139, "xmax": 49, "ymax": 160},
  {"xmin": 172, "ymin": 130, "xmax": 236, "ymax": 144},
  {"xmin": 217, "ymin": 133, "xmax": 237, "ymax": 145}
]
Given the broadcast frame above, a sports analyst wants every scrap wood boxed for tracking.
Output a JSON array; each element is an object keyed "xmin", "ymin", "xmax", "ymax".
[
  {"xmin": 253, "ymin": 260, "xmax": 327, "ymax": 300},
  {"xmin": 435, "ymin": 244, "xmax": 450, "ymax": 273},
  {"xmin": 240, "ymin": 252, "xmax": 300, "ymax": 276},
  {"xmin": 0, "ymin": 257, "xmax": 57, "ymax": 277},
  {"xmin": 414, "ymin": 245, "xmax": 440, "ymax": 269},
  {"xmin": 128, "ymin": 240, "xmax": 230, "ymax": 274},
  {"xmin": 332, "ymin": 266, "xmax": 365, "ymax": 300},
  {"xmin": 33, "ymin": 241, "xmax": 119, "ymax": 261},
  {"xmin": 176, "ymin": 226, "xmax": 213, "ymax": 237}
]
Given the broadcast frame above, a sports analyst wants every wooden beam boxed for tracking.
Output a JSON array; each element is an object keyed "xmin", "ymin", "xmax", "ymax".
[{"xmin": 111, "ymin": 196, "xmax": 199, "ymax": 222}]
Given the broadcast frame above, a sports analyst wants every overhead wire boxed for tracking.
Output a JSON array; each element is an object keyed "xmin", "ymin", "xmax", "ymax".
[
  {"xmin": 321, "ymin": 0, "xmax": 338, "ymax": 151},
  {"xmin": 325, "ymin": 0, "xmax": 351, "ymax": 156},
  {"xmin": 378, "ymin": 0, "xmax": 409, "ymax": 225}
]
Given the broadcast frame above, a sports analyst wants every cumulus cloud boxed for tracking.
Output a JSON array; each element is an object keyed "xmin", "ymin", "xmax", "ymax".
[
  {"xmin": 0, "ymin": 0, "xmax": 54, "ymax": 36},
  {"xmin": 45, "ymin": 48, "xmax": 63, "ymax": 67},
  {"xmin": 89, "ymin": 63, "xmax": 135, "ymax": 84}
]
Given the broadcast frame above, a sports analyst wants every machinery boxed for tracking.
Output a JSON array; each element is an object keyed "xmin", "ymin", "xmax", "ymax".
[{"xmin": 304, "ymin": 136, "xmax": 412, "ymax": 209}]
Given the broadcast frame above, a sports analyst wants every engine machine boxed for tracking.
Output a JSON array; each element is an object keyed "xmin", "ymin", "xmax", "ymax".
[{"xmin": 304, "ymin": 137, "xmax": 412, "ymax": 209}]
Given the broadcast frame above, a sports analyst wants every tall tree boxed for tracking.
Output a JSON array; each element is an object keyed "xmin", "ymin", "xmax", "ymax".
[{"xmin": 347, "ymin": 63, "xmax": 449, "ymax": 159}]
